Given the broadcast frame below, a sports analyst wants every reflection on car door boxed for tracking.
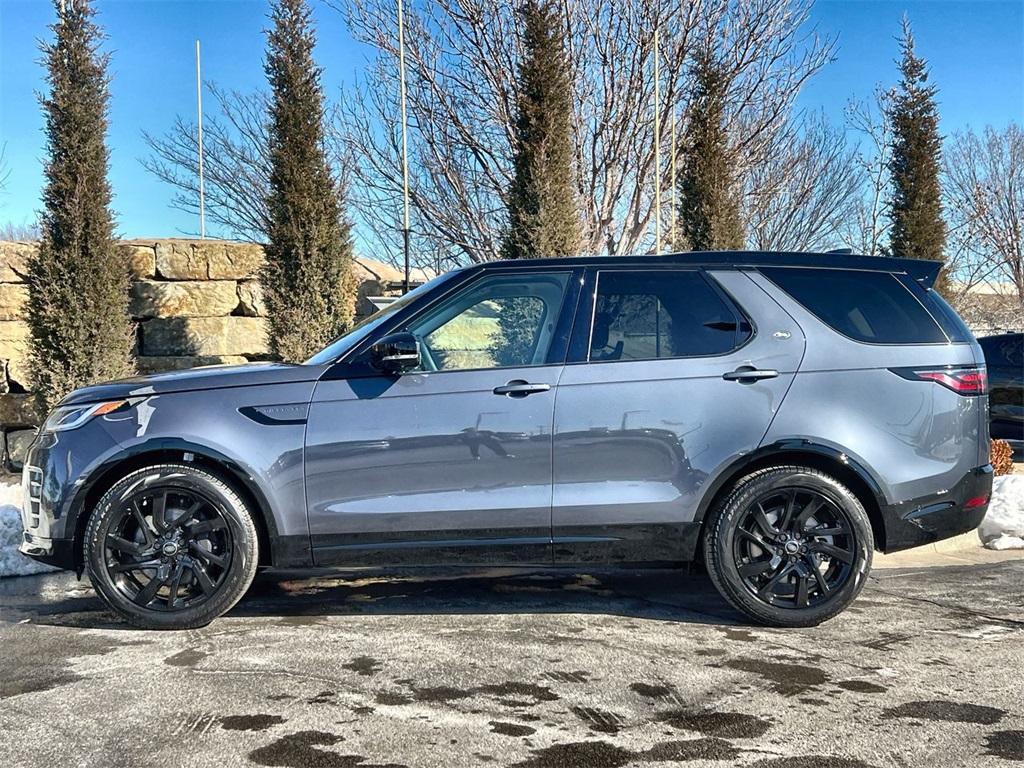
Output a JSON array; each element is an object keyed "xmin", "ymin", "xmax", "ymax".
[
  {"xmin": 305, "ymin": 269, "xmax": 580, "ymax": 566},
  {"xmin": 551, "ymin": 268, "xmax": 805, "ymax": 563}
]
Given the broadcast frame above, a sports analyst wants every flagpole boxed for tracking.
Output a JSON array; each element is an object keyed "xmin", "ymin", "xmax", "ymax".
[
  {"xmin": 670, "ymin": 107, "xmax": 676, "ymax": 249},
  {"xmin": 653, "ymin": 25, "xmax": 661, "ymax": 255},
  {"xmin": 196, "ymin": 39, "xmax": 205, "ymax": 240},
  {"xmin": 397, "ymin": 0, "xmax": 411, "ymax": 292}
]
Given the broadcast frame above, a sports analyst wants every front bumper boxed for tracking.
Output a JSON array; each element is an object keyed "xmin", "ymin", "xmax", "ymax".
[
  {"xmin": 19, "ymin": 534, "xmax": 76, "ymax": 569},
  {"xmin": 18, "ymin": 456, "xmax": 79, "ymax": 570},
  {"xmin": 17, "ymin": 419, "xmax": 124, "ymax": 573},
  {"xmin": 880, "ymin": 464, "xmax": 994, "ymax": 552}
]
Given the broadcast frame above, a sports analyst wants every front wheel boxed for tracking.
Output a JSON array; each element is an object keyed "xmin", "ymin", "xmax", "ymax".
[
  {"xmin": 703, "ymin": 465, "xmax": 873, "ymax": 627},
  {"xmin": 85, "ymin": 463, "xmax": 259, "ymax": 629}
]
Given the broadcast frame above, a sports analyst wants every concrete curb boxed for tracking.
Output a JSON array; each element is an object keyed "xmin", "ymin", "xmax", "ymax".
[{"xmin": 930, "ymin": 530, "xmax": 983, "ymax": 553}]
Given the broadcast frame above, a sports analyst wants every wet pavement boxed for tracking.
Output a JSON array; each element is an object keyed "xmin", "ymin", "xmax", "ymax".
[{"xmin": 0, "ymin": 560, "xmax": 1022, "ymax": 767}]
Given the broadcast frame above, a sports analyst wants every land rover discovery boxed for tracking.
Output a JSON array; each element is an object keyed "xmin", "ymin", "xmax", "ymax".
[{"xmin": 20, "ymin": 251, "xmax": 993, "ymax": 628}]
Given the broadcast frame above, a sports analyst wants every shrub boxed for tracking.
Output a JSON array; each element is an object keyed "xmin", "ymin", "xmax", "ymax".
[
  {"xmin": 262, "ymin": 0, "xmax": 355, "ymax": 363},
  {"xmin": 991, "ymin": 439, "xmax": 1014, "ymax": 476},
  {"xmin": 28, "ymin": 0, "xmax": 134, "ymax": 411}
]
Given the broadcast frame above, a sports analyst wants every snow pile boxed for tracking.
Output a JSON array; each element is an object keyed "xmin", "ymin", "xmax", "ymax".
[
  {"xmin": 0, "ymin": 476, "xmax": 57, "ymax": 578},
  {"xmin": 979, "ymin": 474, "xmax": 1024, "ymax": 551}
]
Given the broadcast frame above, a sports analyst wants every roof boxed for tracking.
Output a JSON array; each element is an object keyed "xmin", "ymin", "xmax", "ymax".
[
  {"xmin": 476, "ymin": 251, "xmax": 943, "ymax": 288},
  {"xmin": 353, "ymin": 256, "xmax": 435, "ymax": 284}
]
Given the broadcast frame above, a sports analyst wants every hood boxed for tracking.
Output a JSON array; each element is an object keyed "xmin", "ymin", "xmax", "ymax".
[{"xmin": 59, "ymin": 362, "xmax": 328, "ymax": 406}]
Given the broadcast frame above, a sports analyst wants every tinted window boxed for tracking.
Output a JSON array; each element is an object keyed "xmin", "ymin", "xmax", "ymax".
[
  {"xmin": 589, "ymin": 270, "xmax": 750, "ymax": 361},
  {"xmin": 898, "ymin": 275, "xmax": 973, "ymax": 343},
  {"xmin": 761, "ymin": 267, "xmax": 946, "ymax": 344},
  {"xmin": 980, "ymin": 335, "xmax": 1023, "ymax": 368},
  {"xmin": 406, "ymin": 272, "xmax": 570, "ymax": 371}
]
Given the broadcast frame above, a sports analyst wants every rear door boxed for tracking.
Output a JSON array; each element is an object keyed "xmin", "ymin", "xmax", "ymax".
[{"xmin": 551, "ymin": 268, "xmax": 805, "ymax": 563}]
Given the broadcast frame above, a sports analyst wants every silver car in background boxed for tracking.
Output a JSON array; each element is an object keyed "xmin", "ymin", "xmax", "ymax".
[{"xmin": 19, "ymin": 251, "xmax": 992, "ymax": 629}]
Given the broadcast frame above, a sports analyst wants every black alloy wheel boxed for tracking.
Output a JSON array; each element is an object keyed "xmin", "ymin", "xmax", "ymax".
[
  {"xmin": 85, "ymin": 464, "xmax": 259, "ymax": 629},
  {"xmin": 732, "ymin": 487, "xmax": 856, "ymax": 609},
  {"xmin": 103, "ymin": 486, "xmax": 233, "ymax": 611},
  {"xmin": 703, "ymin": 465, "xmax": 873, "ymax": 627}
]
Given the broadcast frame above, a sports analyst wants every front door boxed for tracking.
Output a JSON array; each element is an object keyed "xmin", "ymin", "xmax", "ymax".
[
  {"xmin": 551, "ymin": 268, "xmax": 805, "ymax": 563},
  {"xmin": 305, "ymin": 269, "xmax": 579, "ymax": 566}
]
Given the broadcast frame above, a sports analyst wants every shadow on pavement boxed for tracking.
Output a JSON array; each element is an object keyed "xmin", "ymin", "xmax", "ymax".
[{"xmin": 8, "ymin": 565, "xmax": 748, "ymax": 630}]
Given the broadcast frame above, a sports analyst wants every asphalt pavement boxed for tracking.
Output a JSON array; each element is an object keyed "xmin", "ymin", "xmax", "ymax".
[{"xmin": 1, "ymin": 559, "xmax": 1022, "ymax": 768}]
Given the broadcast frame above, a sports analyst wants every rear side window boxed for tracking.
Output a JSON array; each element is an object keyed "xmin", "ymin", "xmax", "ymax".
[
  {"xmin": 898, "ymin": 275, "xmax": 973, "ymax": 343},
  {"xmin": 589, "ymin": 270, "xmax": 751, "ymax": 361},
  {"xmin": 761, "ymin": 267, "xmax": 947, "ymax": 344}
]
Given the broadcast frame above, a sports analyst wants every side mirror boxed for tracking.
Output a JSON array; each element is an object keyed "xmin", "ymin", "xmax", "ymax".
[{"xmin": 370, "ymin": 332, "xmax": 421, "ymax": 374}]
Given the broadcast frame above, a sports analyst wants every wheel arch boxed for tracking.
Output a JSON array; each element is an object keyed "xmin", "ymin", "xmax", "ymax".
[
  {"xmin": 69, "ymin": 442, "xmax": 282, "ymax": 573},
  {"xmin": 695, "ymin": 440, "xmax": 890, "ymax": 551}
]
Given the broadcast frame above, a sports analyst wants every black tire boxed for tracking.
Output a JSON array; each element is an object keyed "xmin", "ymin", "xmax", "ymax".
[
  {"xmin": 703, "ymin": 465, "xmax": 873, "ymax": 627},
  {"xmin": 85, "ymin": 463, "xmax": 259, "ymax": 629}
]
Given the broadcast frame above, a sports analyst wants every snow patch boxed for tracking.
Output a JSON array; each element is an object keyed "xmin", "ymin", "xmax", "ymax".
[
  {"xmin": 979, "ymin": 474, "xmax": 1024, "ymax": 550},
  {"xmin": 0, "ymin": 476, "xmax": 57, "ymax": 578}
]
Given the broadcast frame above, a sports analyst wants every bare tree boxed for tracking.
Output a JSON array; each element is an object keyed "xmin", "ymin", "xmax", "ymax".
[
  {"xmin": 0, "ymin": 142, "xmax": 9, "ymax": 194},
  {"xmin": 0, "ymin": 221, "xmax": 41, "ymax": 241},
  {"xmin": 142, "ymin": 86, "xmax": 351, "ymax": 242},
  {"xmin": 841, "ymin": 89, "xmax": 893, "ymax": 256},
  {"xmin": 142, "ymin": 87, "xmax": 271, "ymax": 241},
  {"xmin": 143, "ymin": 0, "xmax": 832, "ymax": 264},
  {"xmin": 0, "ymin": 143, "xmax": 39, "ymax": 239},
  {"xmin": 745, "ymin": 112, "xmax": 863, "ymax": 252},
  {"xmin": 336, "ymin": 0, "xmax": 834, "ymax": 263},
  {"xmin": 944, "ymin": 124, "xmax": 1024, "ymax": 316}
]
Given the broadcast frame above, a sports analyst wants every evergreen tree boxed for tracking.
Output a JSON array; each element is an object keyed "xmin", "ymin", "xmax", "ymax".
[
  {"xmin": 262, "ymin": 0, "xmax": 355, "ymax": 363},
  {"xmin": 501, "ymin": 0, "xmax": 580, "ymax": 260},
  {"xmin": 887, "ymin": 17, "xmax": 947, "ymax": 289},
  {"xmin": 28, "ymin": 0, "xmax": 134, "ymax": 411},
  {"xmin": 676, "ymin": 52, "xmax": 744, "ymax": 251}
]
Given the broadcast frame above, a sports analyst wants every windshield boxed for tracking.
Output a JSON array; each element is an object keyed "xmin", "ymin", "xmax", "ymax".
[{"xmin": 304, "ymin": 270, "xmax": 463, "ymax": 365}]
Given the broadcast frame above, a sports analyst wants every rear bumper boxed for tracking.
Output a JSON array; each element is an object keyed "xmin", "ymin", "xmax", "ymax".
[{"xmin": 880, "ymin": 464, "xmax": 993, "ymax": 553}]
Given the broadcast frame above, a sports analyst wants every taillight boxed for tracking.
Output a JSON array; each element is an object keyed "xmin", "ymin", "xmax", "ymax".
[{"xmin": 890, "ymin": 366, "xmax": 988, "ymax": 395}]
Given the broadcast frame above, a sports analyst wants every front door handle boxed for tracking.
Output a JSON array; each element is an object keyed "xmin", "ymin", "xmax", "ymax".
[
  {"xmin": 722, "ymin": 367, "xmax": 779, "ymax": 383},
  {"xmin": 493, "ymin": 380, "xmax": 552, "ymax": 397}
]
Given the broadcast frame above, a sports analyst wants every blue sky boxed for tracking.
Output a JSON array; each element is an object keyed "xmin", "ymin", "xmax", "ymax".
[{"xmin": 0, "ymin": 0, "xmax": 1021, "ymax": 240}]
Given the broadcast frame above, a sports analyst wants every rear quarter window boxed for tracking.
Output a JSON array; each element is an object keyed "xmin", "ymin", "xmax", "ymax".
[
  {"xmin": 897, "ymin": 275, "xmax": 974, "ymax": 343},
  {"xmin": 760, "ymin": 267, "xmax": 947, "ymax": 344}
]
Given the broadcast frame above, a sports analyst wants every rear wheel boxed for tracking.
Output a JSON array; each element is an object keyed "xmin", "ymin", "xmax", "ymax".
[
  {"xmin": 85, "ymin": 463, "xmax": 259, "ymax": 629},
  {"xmin": 703, "ymin": 465, "xmax": 873, "ymax": 627}
]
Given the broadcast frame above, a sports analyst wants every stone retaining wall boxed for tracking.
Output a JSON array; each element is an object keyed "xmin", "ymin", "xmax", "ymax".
[{"xmin": 0, "ymin": 239, "xmax": 428, "ymax": 469}]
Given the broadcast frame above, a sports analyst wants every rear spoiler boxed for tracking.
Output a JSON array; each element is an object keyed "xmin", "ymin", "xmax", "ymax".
[{"xmin": 900, "ymin": 259, "xmax": 942, "ymax": 290}]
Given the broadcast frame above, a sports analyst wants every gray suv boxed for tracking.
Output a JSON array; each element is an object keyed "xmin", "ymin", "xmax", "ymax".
[{"xmin": 19, "ymin": 251, "xmax": 993, "ymax": 629}]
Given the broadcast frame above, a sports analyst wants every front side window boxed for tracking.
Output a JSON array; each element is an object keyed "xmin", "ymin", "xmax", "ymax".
[
  {"xmin": 304, "ymin": 270, "xmax": 464, "ymax": 365},
  {"xmin": 405, "ymin": 272, "xmax": 570, "ymax": 371},
  {"xmin": 589, "ymin": 270, "xmax": 750, "ymax": 361}
]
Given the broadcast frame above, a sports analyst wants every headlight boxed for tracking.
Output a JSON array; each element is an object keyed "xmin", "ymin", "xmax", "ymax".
[{"xmin": 41, "ymin": 399, "xmax": 135, "ymax": 433}]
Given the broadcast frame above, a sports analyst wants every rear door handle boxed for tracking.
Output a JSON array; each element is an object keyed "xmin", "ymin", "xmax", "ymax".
[
  {"xmin": 722, "ymin": 367, "xmax": 779, "ymax": 382},
  {"xmin": 493, "ymin": 380, "xmax": 552, "ymax": 397}
]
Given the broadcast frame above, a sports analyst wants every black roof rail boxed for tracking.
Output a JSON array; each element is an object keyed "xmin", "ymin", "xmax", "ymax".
[{"xmin": 480, "ymin": 250, "xmax": 944, "ymax": 289}]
